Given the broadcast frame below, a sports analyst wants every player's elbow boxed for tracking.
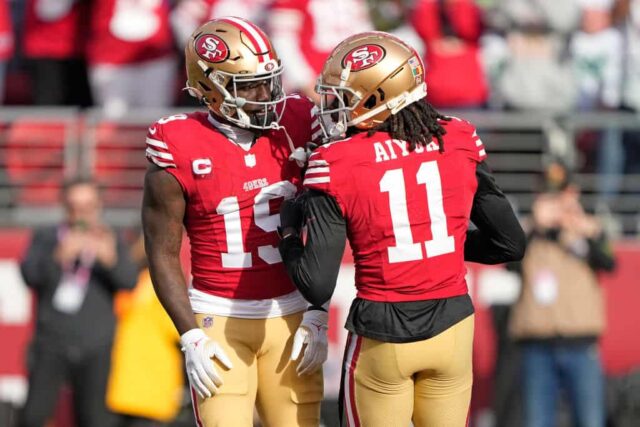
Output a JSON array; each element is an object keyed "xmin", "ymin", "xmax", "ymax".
[
  {"xmin": 302, "ymin": 285, "xmax": 333, "ymax": 307},
  {"xmin": 506, "ymin": 226, "xmax": 527, "ymax": 262},
  {"xmin": 293, "ymin": 273, "xmax": 335, "ymax": 307}
]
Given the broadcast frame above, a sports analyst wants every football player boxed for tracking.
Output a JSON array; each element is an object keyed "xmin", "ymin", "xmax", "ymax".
[
  {"xmin": 142, "ymin": 17, "xmax": 327, "ymax": 427},
  {"xmin": 278, "ymin": 32, "xmax": 526, "ymax": 427}
]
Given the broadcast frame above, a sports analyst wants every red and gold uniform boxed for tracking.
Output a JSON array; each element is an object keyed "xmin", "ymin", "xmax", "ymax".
[
  {"xmin": 146, "ymin": 95, "xmax": 323, "ymax": 426},
  {"xmin": 279, "ymin": 32, "xmax": 525, "ymax": 427},
  {"xmin": 303, "ymin": 118, "xmax": 484, "ymax": 426}
]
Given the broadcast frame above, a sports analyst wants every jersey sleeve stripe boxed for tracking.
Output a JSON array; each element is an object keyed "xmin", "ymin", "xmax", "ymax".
[
  {"xmin": 479, "ymin": 149, "xmax": 486, "ymax": 157},
  {"xmin": 305, "ymin": 166, "xmax": 330, "ymax": 174},
  {"xmin": 146, "ymin": 137, "xmax": 169, "ymax": 149},
  {"xmin": 146, "ymin": 152, "xmax": 176, "ymax": 168},
  {"xmin": 146, "ymin": 147, "xmax": 174, "ymax": 160},
  {"xmin": 308, "ymin": 160, "xmax": 328, "ymax": 167},
  {"xmin": 475, "ymin": 139, "xmax": 483, "ymax": 147},
  {"xmin": 303, "ymin": 177, "xmax": 330, "ymax": 185}
]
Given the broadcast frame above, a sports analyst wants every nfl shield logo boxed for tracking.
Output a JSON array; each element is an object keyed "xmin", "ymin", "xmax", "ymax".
[
  {"xmin": 202, "ymin": 317, "xmax": 213, "ymax": 328},
  {"xmin": 244, "ymin": 154, "xmax": 256, "ymax": 168}
]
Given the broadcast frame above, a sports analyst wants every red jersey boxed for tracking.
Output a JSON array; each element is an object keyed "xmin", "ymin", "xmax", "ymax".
[
  {"xmin": 87, "ymin": 0, "xmax": 173, "ymax": 65},
  {"xmin": 304, "ymin": 118, "xmax": 487, "ymax": 303},
  {"xmin": 0, "ymin": 0, "xmax": 12, "ymax": 60},
  {"xmin": 146, "ymin": 96, "xmax": 319, "ymax": 299}
]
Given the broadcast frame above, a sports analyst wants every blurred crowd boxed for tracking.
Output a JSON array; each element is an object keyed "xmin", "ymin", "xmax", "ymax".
[
  {"xmin": 0, "ymin": 0, "xmax": 637, "ymax": 197},
  {"xmin": 0, "ymin": 0, "xmax": 637, "ymax": 115}
]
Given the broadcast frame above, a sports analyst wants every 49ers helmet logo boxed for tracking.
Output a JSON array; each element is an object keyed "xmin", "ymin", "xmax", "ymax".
[
  {"xmin": 195, "ymin": 34, "xmax": 230, "ymax": 63},
  {"xmin": 342, "ymin": 44, "xmax": 386, "ymax": 71}
]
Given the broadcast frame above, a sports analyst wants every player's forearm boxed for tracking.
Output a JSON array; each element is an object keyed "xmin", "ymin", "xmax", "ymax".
[
  {"xmin": 279, "ymin": 191, "xmax": 347, "ymax": 306},
  {"xmin": 142, "ymin": 166, "xmax": 195, "ymax": 334},
  {"xmin": 20, "ymin": 231, "xmax": 60, "ymax": 289},
  {"xmin": 280, "ymin": 236, "xmax": 338, "ymax": 306},
  {"xmin": 148, "ymin": 256, "xmax": 198, "ymax": 335}
]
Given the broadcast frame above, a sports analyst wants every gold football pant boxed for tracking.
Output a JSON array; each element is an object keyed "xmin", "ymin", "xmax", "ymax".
[
  {"xmin": 340, "ymin": 315, "xmax": 474, "ymax": 427},
  {"xmin": 191, "ymin": 312, "xmax": 323, "ymax": 427}
]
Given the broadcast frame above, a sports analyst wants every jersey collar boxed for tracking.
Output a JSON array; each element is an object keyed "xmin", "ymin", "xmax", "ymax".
[{"xmin": 207, "ymin": 114, "xmax": 255, "ymax": 151}]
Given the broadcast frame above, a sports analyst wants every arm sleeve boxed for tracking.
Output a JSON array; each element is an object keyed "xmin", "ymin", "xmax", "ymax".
[
  {"xmin": 586, "ymin": 234, "xmax": 616, "ymax": 273},
  {"xmin": 465, "ymin": 162, "xmax": 526, "ymax": 264},
  {"xmin": 92, "ymin": 233, "xmax": 139, "ymax": 292},
  {"xmin": 279, "ymin": 189, "xmax": 347, "ymax": 306},
  {"xmin": 20, "ymin": 228, "xmax": 61, "ymax": 290}
]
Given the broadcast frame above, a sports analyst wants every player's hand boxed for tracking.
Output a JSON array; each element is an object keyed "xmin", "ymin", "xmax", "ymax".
[
  {"xmin": 180, "ymin": 328, "xmax": 233, "ymax": 399},
  {"xmin": 291, "ymin": 309, "xmax": 328, "ymax": 375},
  {"xmin": 279, "ymin": 194, "xmax": 306, "ymax": 237}
]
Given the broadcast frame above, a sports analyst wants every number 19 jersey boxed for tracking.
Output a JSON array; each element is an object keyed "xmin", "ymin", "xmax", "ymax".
[
  {"xmin": 146, "ymin": 97, "xmax": 318, "ymax": 300},
  {"xmin": 304, "ymin": 118, "xmax": 487, "ymax": 303}
]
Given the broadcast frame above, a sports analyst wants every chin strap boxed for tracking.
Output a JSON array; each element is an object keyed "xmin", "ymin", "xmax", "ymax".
[{"xmin": 269, "ymin": 122, "xmax": 308, "ymax": 167}]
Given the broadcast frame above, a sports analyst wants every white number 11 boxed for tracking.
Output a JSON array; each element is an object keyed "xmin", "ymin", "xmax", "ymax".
[{"xmin": 379, "ymin": 161, "xmax": 455, "ymax": 263}]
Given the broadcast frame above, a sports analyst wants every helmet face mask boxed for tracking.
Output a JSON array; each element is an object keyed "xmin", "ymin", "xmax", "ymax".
[
  {"xmin": 185, "ymin": 17, "xmax": 287, "ymax": 130},
  {"xmin": 315, "ymin": 31, "xmax": 427, "ymax": 141},
  {"xmin": 315, "ymin": 83, "xmax": 360, "ymax": 140},
  {"xmin": 218, "ymin": 68, "xmax": 286, "ymax": 129}
]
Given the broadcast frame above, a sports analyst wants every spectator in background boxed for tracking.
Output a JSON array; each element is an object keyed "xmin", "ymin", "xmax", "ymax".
[
  {"xmin": 170, "ymin": 0, "xmax": 272, "ymax": 48},
  {"xmin": 18, "ymin": 177, "xmax": 138, "ymax": 427},
  {"xmin": 368, "ymin": 0, "xmax": 425, "ymax": 57},
  {"xmin": 412, "ymin": 0, "xmax": 488, "ymax": 108},
  {"xmin": 496, "ymin": 0, "xmax": 581, "ymax": 111},
  {"xmin": 0, "ymin": 0, "xmax": 12, "ymax": 104},
  {"xmin": 106, "ymin": 234, "xmax": 184, "ymax": 427},
  {"xmin": 268, "ymin": 0, "xmax": 372, "ymax": 101},
  {"xmin": 22, "ymin": 0, "xmax": 92, "ymax": 106},
  {"xmin": 509, "ymin": 160, "xmax": 616, "ymax": 427},
  {"xmin": 615, "ymin": 0, "xmax": 640, "ymax": 178},
  {"xmin": 617, "ymin": 0, "xmax": 640, "ymax": 112},
  {"xmin": 572, "ymin": 0, "xmax": 622, "ymax": 111},
  {"xmin": 571, "ymin": 0, "xmax": 624, "ymax": 203},
  {"xmin": 87, "ymin": 0, "xmax": 176, "ymax": 118}
]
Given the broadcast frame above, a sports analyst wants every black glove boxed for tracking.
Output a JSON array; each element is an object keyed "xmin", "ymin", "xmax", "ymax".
[{"xmin": 279, "ymin": 193, "xmax": 307, "ymax": 238}]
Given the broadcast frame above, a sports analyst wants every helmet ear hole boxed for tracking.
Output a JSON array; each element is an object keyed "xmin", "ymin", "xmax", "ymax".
[
  {"xmin": 198, "ymin": 81, "xmax": 211, "ymax": 92},
  {"xmin": 363, "ymin": 95, "xmax": 377, "ymax": 110}
]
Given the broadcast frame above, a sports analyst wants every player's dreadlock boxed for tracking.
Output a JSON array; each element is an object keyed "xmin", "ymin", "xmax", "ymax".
[{"xmin": 365, "ymin": 98, "xmax": 450, "ymax": 153}]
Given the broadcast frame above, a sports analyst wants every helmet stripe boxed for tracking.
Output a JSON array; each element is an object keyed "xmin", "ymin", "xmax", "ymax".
[{"xmin": 221, "ymin": 17, "xmax": 273, "ymax": 63}]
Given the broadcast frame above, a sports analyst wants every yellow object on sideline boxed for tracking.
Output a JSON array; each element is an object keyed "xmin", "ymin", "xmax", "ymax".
[{"xmin": 107, "ymin": 269, "xmax": 183, "ymax": 421}]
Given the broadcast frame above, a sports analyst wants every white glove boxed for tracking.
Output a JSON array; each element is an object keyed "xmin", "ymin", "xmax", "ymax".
[
  {"xmin": 180, "ymin": 328, "xmax": 233, "ymax": 399},
  {"xmin": 290, "ymin": 309, "xmax": 329, "ymax": 376}
]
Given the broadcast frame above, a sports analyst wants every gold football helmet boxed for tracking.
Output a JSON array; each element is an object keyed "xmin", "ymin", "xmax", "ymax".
[
  {"xmin": 185, "ymin": 17, "xmax": 285, "ymax": 129},
  {"xmin": 315, "ymin": 31, "xmax": 427, "ymax": 139}
]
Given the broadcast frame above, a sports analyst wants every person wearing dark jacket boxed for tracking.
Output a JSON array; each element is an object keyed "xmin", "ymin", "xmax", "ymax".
[
  {"xmin": 19, "ymin": 177, "xmax": 138, "ymax": 427},
  {"xmin": 508, "ymin": 161, "xmax": 616, "ymax": 427}
]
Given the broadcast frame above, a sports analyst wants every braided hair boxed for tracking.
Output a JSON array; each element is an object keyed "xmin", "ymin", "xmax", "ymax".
[{"xmin": 363, "ymin": 99, "xmax": 450, "ymax": 153}]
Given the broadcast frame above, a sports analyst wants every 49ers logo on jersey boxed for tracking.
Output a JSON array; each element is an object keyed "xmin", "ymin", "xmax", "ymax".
[
  {"xmin": 195, "ymin": 34, "xmax": 230, "ymax": 63},
  {"xmin": 342, "ymin": 44, "xmax": 386, "ymax": 71}
]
